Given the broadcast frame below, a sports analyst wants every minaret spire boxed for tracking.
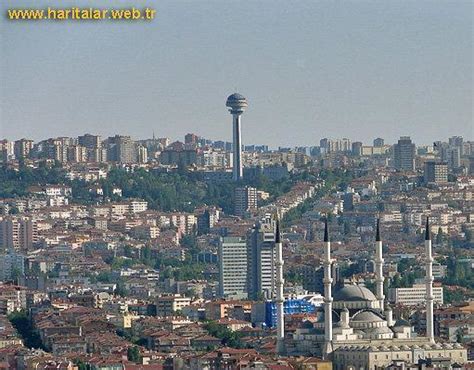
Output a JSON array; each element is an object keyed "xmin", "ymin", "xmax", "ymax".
[
  {"xmin": 375, "ymin": 218, "xmax": 385, "ymax": 309},
  {"xmin": 324, "ymin": 218, "xmax": 329, "ymax": 242},
  {"xmin": 274, "ymin": 215, "xmax": 285, "ymax": 355},
  {"xmin": 376, "ymin": 218, "xmax": 381, "ymax": 242},
  {"xmin": 425, "ymin": 216, "xmax": 431, "ymax": 241},
  {"xmin": 425, "ymin": 217, "xmax": 435, "ymax": 342},
  {"xmin": 322, "ymin": 218, "xmax": 333, "ymax": 358}
]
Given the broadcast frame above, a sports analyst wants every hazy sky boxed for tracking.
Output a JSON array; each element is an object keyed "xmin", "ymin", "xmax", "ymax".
[{"xmin": 1, "ymin": 0, "xmax": 473, "ymax": 147}]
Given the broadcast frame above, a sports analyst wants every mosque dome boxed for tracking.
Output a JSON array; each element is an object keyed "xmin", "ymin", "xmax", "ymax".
[
  {"xmin": 334, "ymin": 285, "xmax": 377, "ymax": 302},
  {"xmin": 352, "ymin": 311, "xmax": 384, "ymax": 323},
  {"xmin": 394, "ymin": 319, "xmax": 411, "ymax": 327}
]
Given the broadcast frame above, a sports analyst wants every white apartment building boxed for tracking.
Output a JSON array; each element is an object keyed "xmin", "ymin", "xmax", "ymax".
[
  {"xmin": 129, "ymin": 200, "xmax": 148, "ymax": 214},
  {"xmin": 44, "ymin": 185, "xmax": 72, "ymax": 197},
  {"xmin": 155, "ymin": 294, "xmax": 191, "ymax": 316},
  {"xmin": 388, "ymin": 284, "xmax": 443, "ymax": 306}
]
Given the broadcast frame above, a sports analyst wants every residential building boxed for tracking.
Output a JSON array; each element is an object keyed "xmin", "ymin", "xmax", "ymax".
[
  {"xmin": 234, "ymin": 186, "xmax": 258, "ymax": 218},
  {"xmin": 0, "ymin": 251, "xmax": 25, "ymax": 282},
  {"xmin": 424, "ymin": 161, "xmax": 448, "ymax": 184},
  {"xmin": 14, "ymin": 139, "xmax": 34, "ymax": 159},
  {"xmin": 156, "ymin": 294, "xmax": 192, "ymax": 316},
  {"xmin": 0, "ymin": 216, "xmax": 37, "ymax": 252},
  {"xmin": 106, "ymin": 135, "xmax": 137, "ymax": 163}
]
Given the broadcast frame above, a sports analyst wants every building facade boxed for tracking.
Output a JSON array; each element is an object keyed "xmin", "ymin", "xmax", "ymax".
[
  {"xmin": 394, "ymin": 136, "xmax": 416, "ymax": 171},
  {"xmin": 218, "ymin": 236, "xmax": 248, "ymax": 299},
  {"xmin": 234, "ymin": 186, "xmax": 258, "ymax": 218}
]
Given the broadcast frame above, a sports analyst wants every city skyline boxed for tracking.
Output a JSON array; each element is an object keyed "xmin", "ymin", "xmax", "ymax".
[
  {"xmin": 1, "ymin": 1, "xmax": 472, "ymax": 145},
  {"xmin": 1, "ymin": 131, "xmax": 471, "ymax": 149}
]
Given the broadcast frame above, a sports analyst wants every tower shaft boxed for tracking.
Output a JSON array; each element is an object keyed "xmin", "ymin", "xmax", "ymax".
[{"xmin": 232, "ymin": 114, "xmax": 243, "ymax": 181}]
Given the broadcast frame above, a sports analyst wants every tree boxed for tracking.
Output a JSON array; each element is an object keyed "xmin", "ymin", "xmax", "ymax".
[
  {"xmin": 204, "ymin": 321, "xmax": 245, "ymax": 349},
  {"xmin": 127, "ymin": 346, "xmax": 142, "ymax": 363},
  {"xmin": 8, "ymin": 311, "xmax": 43, "ymax": 349}
]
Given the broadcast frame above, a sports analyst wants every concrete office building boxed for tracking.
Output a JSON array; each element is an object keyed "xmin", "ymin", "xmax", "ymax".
[
  {"xmin": 449, "ymin": 136, "xmax": 464, "ymax": 156},
  {"xmin": 394, "ymin": 136, "xmax": 416, "ymax": 171},
  {"xmin": 247, "ymin": 217, "xmax": 276, "ymax": 300},
  {"xmin": 388, "ymin": 284, "xmax": 444, "ymax": 306},
  {"xmin": 218, "ymin": 236, "xmax": 248, "ymax": 299}
]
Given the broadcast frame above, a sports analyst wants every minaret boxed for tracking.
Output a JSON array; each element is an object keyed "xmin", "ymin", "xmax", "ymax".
[
  {"xmin": 374, "ymin": 219, "xmax": 385, "ymax": 310},
  {"xmin": 226, "ymin": 93, "xmax": 248, "ymax": 182},
  {"xmin": 425, "ymin": 217, "xmax": 435, "ymax": 343},
  {"xmin": 323, "ymin": 219, "xmax": 333, "ymax": 358},
  {"xmin": 275, "ymin": 217, "xmax": 285, "ymax": 355}
]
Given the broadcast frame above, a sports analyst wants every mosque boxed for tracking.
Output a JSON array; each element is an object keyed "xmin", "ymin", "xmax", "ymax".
[{"xmin": 276, "ymin": 218, "xmax": 468, "ymax": 369}]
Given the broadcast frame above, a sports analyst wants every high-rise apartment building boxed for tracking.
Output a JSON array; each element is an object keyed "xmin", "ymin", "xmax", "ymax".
[
  {"xmin": 393, "ymin": 136, "xmax": 416, "ymax": 171},
  {"xmin": 0, "ymin": 140, "xmax": 13, "ymax": 162},
  {"xmin": 448, "ymin": 136, "xmax": 464, "ymax": 156},
  {"xmin": 78, "ymin": 134, "xmax": 101, "ymax": 149},
  {"xmin": 78, "ymin": 134, "xmax": 105, "ymax": 163},
  {"xmin": 197, "ymin": 208, "xmax": 220, "ymax": 235},
  {"xmin": 0, "ymin": 251, "xmax": 25, "ymax": 282},
  {"xmin": 137, "ymin": 145, "xmax": 148, "ymax": 163},
  {"xmin": 106, "ymin": 135, "xmax": 137, "ymax": 163},
  {"xmin": 320, "ymin": 138, "xmax": 352, "ymax": 154},
  {"xmin": 160, "ymin": 141, "xmax": 197, "ymax": 166},
  {"xmin": 184, "ymin": 133, "xmax": 199, "ymax": 146},
  {"xmin": 218, "ymin": 236, "xmax": 248, "ymax": 299},
  {"xmin": 445, "ymin": 147, "xmax": 461, "ymax": 170},
  {"xmin": 0, "ymin": 217, "xmax": 37, "ymax": 252},
  {"xmin": 13, "ymin": 139, "xmax": 34, "ymax": 160},
  {"xmin": 234, "ymin": 186, "xmax": 258, "ymax": 218},
  {"xmin": 351, "ymin": 142, "xmax": 363, "ymax": 156},
  {"xmin": 67, "ymin": 145, "xmax": 88, "ymax": 163},
  {"xmin": 424, "ymin": 161, "xmax": 448, "ymax": 184}
]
